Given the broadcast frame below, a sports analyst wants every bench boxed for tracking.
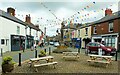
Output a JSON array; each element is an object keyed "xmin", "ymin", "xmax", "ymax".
[
  {"xmin": 87, "ymin": 60, "xmax": 110, "ymax": 67},
  {"xmin": 34, "ymin": 62, "xmax": 58, "ymax": 72}
]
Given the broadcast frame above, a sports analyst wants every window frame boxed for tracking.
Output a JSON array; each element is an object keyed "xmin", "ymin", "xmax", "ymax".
[
  {"xmin": 17, "ymin": 26, "xmax": 20, "ymax": 34},
  {"xmin": 93, "ymin": 26, "xmax": 97, "ymax": 34},
  {"xmin": 85, "ymin": 28, "xmax": 88, "ymax": 35},
  {"xmin": 108, "ymin": 22, "xmax": 113, "ymax": 32},
  {"xmin": 1, "ymin": 39, "xmax": 5, "ymax": 45}
]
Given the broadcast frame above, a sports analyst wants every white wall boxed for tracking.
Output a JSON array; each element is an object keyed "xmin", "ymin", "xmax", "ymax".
[
  {"xmin": 0, "ymin": 16, "xmax": 25, "ymax": 52},
  {"xmin": 31, "ymin": 29, "xmax": 36, "ymax": 40}
]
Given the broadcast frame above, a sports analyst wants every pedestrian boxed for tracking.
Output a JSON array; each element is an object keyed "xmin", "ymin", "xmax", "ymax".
[
  {"xmin": 34, "ymin": 42, "xmax": 36, "ymax": 50},
  {"xmin": 101, "ymin": 41, "xmax": 105, "ymax": 45},
  {"xmin": 22, "ymin": 42, "xmax": 25, "ymax": 52}
]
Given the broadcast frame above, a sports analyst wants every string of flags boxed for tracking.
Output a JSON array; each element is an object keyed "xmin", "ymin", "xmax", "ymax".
[
  {"xmin": 15, "ymin": 2, "xmax": 117, "ymax": 29},
  {"xmin": 65, "ymin": 2, "xmax": 116, "ymax": 26}
]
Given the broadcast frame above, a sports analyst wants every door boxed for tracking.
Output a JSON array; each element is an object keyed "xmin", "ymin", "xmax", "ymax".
[{"xmin": 11, "ymin": 35, "xmax": 20, "ymax": 51}]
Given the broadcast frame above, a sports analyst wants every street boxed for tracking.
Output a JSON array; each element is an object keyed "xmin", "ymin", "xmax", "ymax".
[{"xmin": 2, "ymin": 45, "xmax": 120, "ymax": 63}]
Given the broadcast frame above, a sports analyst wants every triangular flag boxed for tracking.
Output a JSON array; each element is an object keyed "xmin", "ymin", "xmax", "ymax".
[{"xmin": 93, "ymin": 2, "xmax": 95, "ymax": 4}]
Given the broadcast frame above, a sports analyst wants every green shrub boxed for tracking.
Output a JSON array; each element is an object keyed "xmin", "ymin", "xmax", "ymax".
[
  {"xmin": 38, "ymin": 50, "xmax": 46, "ymax": 57},
  {"xmin": 2, "ymin": 56, "xmax": 16, "ymax": 65}
]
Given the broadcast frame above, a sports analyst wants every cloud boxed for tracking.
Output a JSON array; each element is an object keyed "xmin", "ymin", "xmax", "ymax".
[{"xmin": 0, "ymin": 1, "xmax": 119, "ymax": 37}]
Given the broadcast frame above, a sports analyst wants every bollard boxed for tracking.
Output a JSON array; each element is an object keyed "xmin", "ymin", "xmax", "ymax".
[
  {"xmin": 1, "ymin": 48, "xmax": 3, "ymax": 57},
  {"xmin": 18, "ymin": 53, "xmax": 21, "ymax": 66},
  {"xmin": 45, "ymin": 49, "xmax": 46, "ymax": 53},
  {"xmin": 35, "ymin": 50, "xmax": 37, "ymax": 58},
  {"xmin": 115, "ymin": 51, "xmax": 117, "ymax": 61},
  {"xmin": 78, "ymin": 48, "xmax": 80, "ymax": 53},
  {"xmin": 49, "ymin": 47, "xmax": 51, "ymax": 55}
]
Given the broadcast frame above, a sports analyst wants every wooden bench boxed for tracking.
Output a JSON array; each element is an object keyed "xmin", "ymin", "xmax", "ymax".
[
  {"xmin": 87, "ymin": 60, "xmax": 110, "ymax": 67},
  {"xmin": 34, "ymin": 62, "xmax": 58, "ymax": 72}
]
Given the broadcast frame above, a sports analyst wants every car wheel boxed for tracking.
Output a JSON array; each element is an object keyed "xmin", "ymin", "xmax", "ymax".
[{"xmin": 110, "ymin": 53, "xmax": 115, "ymax": 56}]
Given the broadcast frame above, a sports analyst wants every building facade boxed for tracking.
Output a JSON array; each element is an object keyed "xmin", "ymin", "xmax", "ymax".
[
  {"xmin": 0, "ymin": 7, "xmax": 40, "ymax": 53},
  {"xmin": 91, "ymin": 8, "xmax": 120, "ymax": 51},
  {"xmin": 77, "ymin": 24, "xmax": 91, "ymax": 48}
]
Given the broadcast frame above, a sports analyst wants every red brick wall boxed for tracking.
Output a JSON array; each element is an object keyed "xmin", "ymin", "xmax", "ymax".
[{"xmin": 91, "ymin": 18, "xmax": 119, "ymax": 35}]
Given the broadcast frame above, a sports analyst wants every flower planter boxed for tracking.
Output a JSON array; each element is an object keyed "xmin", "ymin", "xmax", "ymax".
[
  {"xmin": 2, "ymin": 63, "xmax": 14, "ymax": 73},
  {"xmin": 38, "ymin": 54, "xmax": 46, "ymax": 57}
]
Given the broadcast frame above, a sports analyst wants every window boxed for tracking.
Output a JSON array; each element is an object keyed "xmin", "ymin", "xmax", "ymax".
[
  {"xmin": 93, "ymin": 26, "xmax": 97, "ymax": 34},
  {"xmin": 17, "ymin": 26, "xmax": 20, "ymax": 34},
  {"xmin": 105, "ymin": 37, "xmax": 115, "ymax": 47},
  {"xmin": 109, "ymin": 22, "xmax": 113, "ymax": 32},
  {"xmin": 1, "ymin": 39, "xmax": 5, "ymax": 44},
  {"xmin": 85, "ymin": 28, "xmax": 88, "ymax": 35}
]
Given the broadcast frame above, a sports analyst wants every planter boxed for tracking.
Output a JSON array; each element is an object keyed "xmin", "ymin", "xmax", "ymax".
[
  {"xmin": 38, "ymin": 54, "xmax": 46, "ymax": 57},
  {"xmin": 2, "ymin": 64, "xmax": 14, "ymax": 73}
]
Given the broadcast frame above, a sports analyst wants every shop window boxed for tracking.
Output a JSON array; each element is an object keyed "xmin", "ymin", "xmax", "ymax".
[
  {"xmin": 1, "ymin": 39, "xmax": 5, "ymax": 44},
  {"xmin": 109, "ymin": 22, "xmax": 113, "ymax": 32},
  {"xmin": 93, "ymin": 26, "xmax": 97, "ymax": 34},
  {"xmin": 17, "ymin": 26, "xmax": 20, "ymax": 34},
  {"xmin": 105, "ymin": 37, "xmax": 115, "ymax": 47}
]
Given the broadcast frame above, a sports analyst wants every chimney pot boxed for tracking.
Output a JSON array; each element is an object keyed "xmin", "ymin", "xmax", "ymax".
[
  {"xmin": 7, "ymin": 7, "xmax": 15, "ymax": 16},
  {"xmin": 105, "ymin": 8, "xmax": 112, "ymax": 16},
  {"xmin": 25, "ymin": 14, "xmax": 31, "ymax": 23}
]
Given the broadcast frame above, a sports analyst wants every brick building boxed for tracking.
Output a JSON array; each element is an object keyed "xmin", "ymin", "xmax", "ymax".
[{"xmin": 91, "ymin": 8, "xmax": 120, "ymax": 51}]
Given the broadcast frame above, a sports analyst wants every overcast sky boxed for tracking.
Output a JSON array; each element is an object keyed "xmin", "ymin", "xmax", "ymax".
[{"xmin": 0, "ymin": 0, "xmax": 120, "ymax": 36}]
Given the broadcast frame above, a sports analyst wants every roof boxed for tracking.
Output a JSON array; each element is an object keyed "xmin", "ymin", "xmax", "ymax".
[
  {"xmin": 91, "ymin": 11, "xmax": 120, "ymax": 25},
  {"xmin": 0, "ymin": 9, "xmax": 40, "ymax": 31}
]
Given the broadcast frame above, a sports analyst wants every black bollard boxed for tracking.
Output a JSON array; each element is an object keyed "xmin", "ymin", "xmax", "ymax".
[
  {"xmin": 1, "ymin": 48, "xmax": 3, "ymax": 57},
  {"xmin": 18, "ymin": 53, "xmax": 21, "ymax": 66},
  {"xmin": 49, "ymin": 47, "xmax": 51, "ymax": 55},
  {"xmin": 35, "ymin": 50, "xmax": 37, "ymax": 58},
  {"xmin": 115, "ymin": 51, "xmax": 117, "ymax": 61},
  {"xmin": 45, "ymin": 49, "xmax": 46, "ymax": 53}
]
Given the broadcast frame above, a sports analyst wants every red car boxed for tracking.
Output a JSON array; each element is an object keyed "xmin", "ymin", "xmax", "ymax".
[{"xmin": 86, "ymin": 42, "xmax": 116, "ymax": 56}]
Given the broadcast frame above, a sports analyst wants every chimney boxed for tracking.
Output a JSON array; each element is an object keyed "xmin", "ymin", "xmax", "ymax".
[
  {"xmin": 25, "ymin": 14, "xmax": 31, "ymax": 23},
  {"xmin": 7, "ymin": 7, "xmax": 15, "ymax": 16},
  {"xmin": 105, "ymin": 8, "xmax": 112, "ymax": 16}
]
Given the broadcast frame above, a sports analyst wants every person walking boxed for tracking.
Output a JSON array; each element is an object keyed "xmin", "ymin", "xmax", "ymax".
[{"xmin": 22, "ymin": 42, "xmax": 25, "ymax": 52}]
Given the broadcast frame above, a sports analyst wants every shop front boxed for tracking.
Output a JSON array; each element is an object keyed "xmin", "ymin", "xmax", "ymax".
[
  {"xmin": 11, "ymin": 35, "xmax": 25, "ymax": 51},
  {"xmin": 26, "ymin": 35, "xmax": 34, "ymax": 48}
]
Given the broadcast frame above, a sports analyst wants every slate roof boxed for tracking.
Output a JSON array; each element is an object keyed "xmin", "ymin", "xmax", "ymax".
[
  {"xmin": 0, "ymin": 9, "xmax": 40, "ymax": 31},
  {"xmin": 90, "ymin": 11, "xmax": 120, "ymax": 25}
]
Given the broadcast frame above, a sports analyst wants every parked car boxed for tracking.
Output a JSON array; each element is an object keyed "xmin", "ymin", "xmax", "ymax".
[
  {"xmin": 86, "ymin": 42, "xmax": 116, "ymax": 56},
  {"xmin": 49, "ymin": 41, "xmax": 54, "ymax": 45},
  {"xmin": 54, "ymin": 42, "xmax": 60, "ymax": 47}
]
